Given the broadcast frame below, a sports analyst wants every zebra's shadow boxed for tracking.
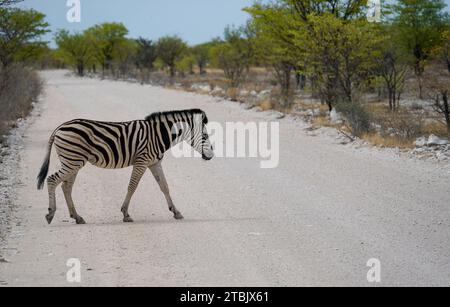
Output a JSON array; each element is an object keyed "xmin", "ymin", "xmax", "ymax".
[{"xmin": 50, "ymin": 216, "xmax": 265, "ymax": 228}]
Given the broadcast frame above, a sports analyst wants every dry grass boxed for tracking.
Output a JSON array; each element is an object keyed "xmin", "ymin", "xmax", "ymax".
[
  {"xmin": 422, "ymin": 120, "xmax": 449, "ymax": 137},
  {"xmin": 259, "ymin": 100, "xmax": 273, "ymax": 111},
  {"xmin": 226, "ymin": 87, "xmax": 240, "ymax": 102},
  {"xmin": 361, "ymin": 132, "xmax": 415, "ymax": 149},
  {"xmin": 312, "ymin": 115, "xmax": 334, "ymax": 128},
  {"xmin": 366, "ymin": 102, "xmax": 390, "ymax": 117},
  {"xmin": 0, "ymin": 64, "xmax": 42, "ymax": 142}
]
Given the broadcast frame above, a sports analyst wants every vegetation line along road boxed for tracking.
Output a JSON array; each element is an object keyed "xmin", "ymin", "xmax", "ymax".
[
  {"xmin": 1, "ymin": 1, "xmax": 450, "ymax": 150},
  {"xmin": 1, "ymin": 70, "xmax": 449, "ymax": 286},
  {"xmin": 0, "ymin": 0, "xmax": 449, "ymax": 287}
]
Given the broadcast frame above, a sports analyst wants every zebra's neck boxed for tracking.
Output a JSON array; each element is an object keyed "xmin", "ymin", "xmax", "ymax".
[{"xmin": 147, "ymin": 112, "xmax": 196, "ymax": 153}]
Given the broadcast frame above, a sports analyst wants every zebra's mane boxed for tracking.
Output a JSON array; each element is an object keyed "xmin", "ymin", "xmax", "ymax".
[{"xmin": 145, "ymin": 109, "xmax": 208, "ymax": 125}]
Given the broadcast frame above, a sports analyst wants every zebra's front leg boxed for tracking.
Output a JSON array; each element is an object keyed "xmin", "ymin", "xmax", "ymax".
[
  {"xmin": 121, "ymin": 164, "xmax": 147, "ymax": 223},
  {"xmin": 149, "ymin": 161, "xmax": 184, "ymax": 220}
]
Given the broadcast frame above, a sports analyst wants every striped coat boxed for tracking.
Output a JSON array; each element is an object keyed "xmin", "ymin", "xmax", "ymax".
[{"xmin": 37, "ymin": 109, "xmax": 214, "ymax": 225}]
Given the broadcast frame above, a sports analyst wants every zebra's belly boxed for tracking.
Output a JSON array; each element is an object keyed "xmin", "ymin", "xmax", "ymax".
[{"xmin": 88, "ymin": 158, "xmax": 132, "ymax": 169}]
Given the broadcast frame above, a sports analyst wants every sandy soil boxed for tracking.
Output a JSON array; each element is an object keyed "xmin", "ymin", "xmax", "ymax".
[{"xmin": 0, "ymin": 70, "xmax": 449, "ymax": 286}]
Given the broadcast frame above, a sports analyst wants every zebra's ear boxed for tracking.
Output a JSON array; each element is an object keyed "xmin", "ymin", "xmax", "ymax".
[{"xmin": 202, "ymin": 111, "xmax": 208, "ymax": 125}]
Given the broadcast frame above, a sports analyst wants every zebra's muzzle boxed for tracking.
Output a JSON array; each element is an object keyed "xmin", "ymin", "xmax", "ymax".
[{"xmin": 202, "ymin": 154, "xmax": 213, "ymax": 161}]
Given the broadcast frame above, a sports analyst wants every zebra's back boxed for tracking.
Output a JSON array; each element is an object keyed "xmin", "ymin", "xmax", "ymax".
[{"xmin": 53, "ymin": 119, "xmax": 151, "ymax": 169}]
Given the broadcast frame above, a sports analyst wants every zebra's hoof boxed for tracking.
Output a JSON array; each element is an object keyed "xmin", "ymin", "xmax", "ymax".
[
  {"xmin": 174, "ymin": 212, "xmax": 184, "ymax": 220},
  {"xmin": 75, "ymin": 216, "xmax": 86, "ymax": 225},
  {"xmin": 123, "ymin": 216, "xmax": 134, "ymax": 223},
  {"xmin": 45, "ymin": 214, "xmax": 54, "ymax": 225}
]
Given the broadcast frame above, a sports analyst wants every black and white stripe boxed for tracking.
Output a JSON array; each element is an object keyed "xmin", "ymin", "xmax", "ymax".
[{"xmin": 37, "ymin": 109, "xmax": 214, "ymax": 225}]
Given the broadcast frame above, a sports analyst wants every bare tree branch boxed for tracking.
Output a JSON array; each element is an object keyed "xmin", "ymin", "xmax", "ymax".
[{"xmin": 0, "ymin": 0, "xmax": 23, "ymax": 7}]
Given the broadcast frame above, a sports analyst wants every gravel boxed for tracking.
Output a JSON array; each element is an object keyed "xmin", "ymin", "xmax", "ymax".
[{"xmin": 0, "ymin": 70, "xmax": 449, "ymax": 286}]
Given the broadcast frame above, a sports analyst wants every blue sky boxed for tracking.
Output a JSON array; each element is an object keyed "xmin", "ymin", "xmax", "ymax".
[
  {"xmin": 18, "ymin": 0, "xmax": 255, "ymax": 47},
  {"xmin": 17, "ymin": 0, "xmax": 450, "ymax": 47}
]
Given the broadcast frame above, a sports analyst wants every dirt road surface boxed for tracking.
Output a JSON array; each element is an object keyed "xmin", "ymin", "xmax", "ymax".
[{"xmin": 0, "ymin": 70, "xmax": 449, "ymax": 286}]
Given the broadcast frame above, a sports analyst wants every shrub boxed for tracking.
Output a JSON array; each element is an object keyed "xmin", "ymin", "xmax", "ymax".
[
  {"xmin": 335, "ymin": 101, "xmax": 372, "ymax": 137},
  {"xmin": 0, "ymin": 64, "xmax": 42, "ymax": 141},
  {"xmin": 377, "ymin": 112, "xmax": 423, "ymax": 139},
  {"xmin": 226, "ymin": 87, "xmax": 240, "ymax": 102}
]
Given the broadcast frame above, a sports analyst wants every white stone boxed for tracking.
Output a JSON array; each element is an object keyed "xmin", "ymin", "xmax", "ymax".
[
  {"xmin": 427, "ymin": 134, "xmax": 449, "ymax": 146},
  {"xmin": 414, "ymin": 137, "xmax": 427, "ymax": 147},
  {"xmin": 330, "ymin": 109, "xmax": 342, "ymax": 123},
  {"xmin": 210, "ymin": 86, "xmax": 224, "ymax": 96},
  {"xmin": 258, "ymin": 90, "xmax": 271, "ymax": 98}
]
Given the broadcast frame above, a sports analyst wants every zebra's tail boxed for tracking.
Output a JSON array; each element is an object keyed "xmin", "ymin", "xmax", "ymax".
[{"xmin": 37, "ymin": 133, "xmax": 56, "ymax": 190}]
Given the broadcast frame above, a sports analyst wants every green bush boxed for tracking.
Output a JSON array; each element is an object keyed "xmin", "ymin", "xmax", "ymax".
[{"xmin": 335, "ymin": 101, "xmax": 372, "ymax": 137}]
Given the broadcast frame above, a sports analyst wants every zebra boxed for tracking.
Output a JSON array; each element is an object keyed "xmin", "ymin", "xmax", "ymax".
[{"xmin": 36, "ymin": 109, "xmax": 214, "ymax": 225}]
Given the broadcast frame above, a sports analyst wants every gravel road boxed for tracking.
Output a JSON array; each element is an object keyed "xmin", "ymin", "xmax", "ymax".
[{"xmin": 0, "ymin": 70, "xmax": 449, "ymax": 286}]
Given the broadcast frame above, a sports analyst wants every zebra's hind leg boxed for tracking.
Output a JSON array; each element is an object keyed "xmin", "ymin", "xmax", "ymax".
[
  {"xmin": 149, "ymin": 162, "xmax": 184, "ymax": 220},
  {"xmin": 46, "ymin": 169, "xmax": 78, "ymax": 224},
  {"xmin": 61, "ymin": 173, "xmax": 85, "ymax": 225},
  {"xmin": 121, "ymin": 163, "xmax": 147, "ymax": 223}
]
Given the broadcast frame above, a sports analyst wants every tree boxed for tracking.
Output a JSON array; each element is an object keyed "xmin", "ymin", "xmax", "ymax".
[
  {"xmin": 192, "ymin": 44, "xmax": 210, "ymax": 74},
  {"xmin": 290, "ymin": 14, "xmax": 379, "ymax": 110},
  {"xmin": 390, "ymin": 0, "xmax": 449, "ymax": 98},
  {"xmin": 430, "ymin": 89, "xmax": 449, "ymax": 133},
  {"xmin": 156, "ymin": 36, "xmax": 187, "ymax": 77},
  {"xmin": 424, "ymin": 68, "xmax": 450, "ymax": 133},
  {"xmin": 246, "ymin": 0, "xmax": 373, "ymax": 110},
  {"xmin": 135, "ymin": 37, "xmax": 157, "ymax": 71},
  {"xmin": 286, "ymin": 0, "xmax": 368, "ymax": 21},
  {"xmin": 0, "ymin": 7, "xmax": 49, "ymax": 67},
  {"xmin": 55, "ymin": 30, "xmax": 93, "ymax": 76},
  {"xmin": 433, "ymin": 30, "xmax": 450, "ymax": 72},
  {"xmin": 176, "ymin": 53, "xmax": 196, "ymax": 77},
  {"xmin": 209, "ymin": 25, "xmax": 254, "ymax": 88},
  {"xmin": 247, "ymin": 4, "xmax": 299, "ymax": 106},
  {"xmin": 86, "ymin": 22, "xmax": 129, "ymax": 74},
  {"xmin": 334, "ymin": 20, "xmax": 380, "ymax": 103},
  {"xmin": 376, "ymin": 52, "xmax": 408, "ymax": 111},
  {"xmin": 373, "ymin": 25, "xmax": 411, "ymax": 111},
  {"xmin": 0, "ymin": 0, "xmax": 23, "ymax": 7},
  {"xmin": 113, "ymin": 39, "xmax": 137, "ymax": 78}
]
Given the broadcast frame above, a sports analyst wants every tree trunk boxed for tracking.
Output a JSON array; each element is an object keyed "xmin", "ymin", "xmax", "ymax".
[
  {"xmin": 296, "ymin": 72, "xmax": 306, "ymax": 90},
  {"xmin": 388, "ymin": 89, "xmax": 393, "ymax": 111},
  {"xmin": 326, "ymin": 100, "xmax": 333, "ymax": 112},
  {"xmin": 417, "ymin": 75, "xmax": 424, "ymax": 100},
  {"xmin": 77, "ymin": 61, "xmax": 84, "ymax": 76},
  {"xmin": 443, "ymin": 91, "xmax": 450, "ymax": 133},
  {"xmin": 282, "ymin": 66, "xmax": 291, "ymax": 96},
  {"xmin": 199, "ymin": 63, "xmax": 205, "ymax": 75}
]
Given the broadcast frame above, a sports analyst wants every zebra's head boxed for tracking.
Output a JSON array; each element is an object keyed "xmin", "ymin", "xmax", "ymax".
[{"xmin": 190, "ymin": 110, "xmax": 214, "ymax": 161}]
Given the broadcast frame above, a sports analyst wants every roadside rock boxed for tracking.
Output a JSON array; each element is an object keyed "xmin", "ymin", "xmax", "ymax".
[
  {"xmin": 427, "ymin": 134, "xmax": 449, "ymax": 147},
  {"xmin": 265, "ymin": 110, "xmax": 285, "ymax": 120},
  {"xmin": 414, "ymin": 137, "xmax": 427, "ymax": 147},
  {"xmin": 239, "ymin": 90, "xmax": 249, "ymax": 97},
  {"xmin": 330, "ymin": 109, "xmax": 342, "ymax": 124},
  {"xmin": 210, "ymin": 86, "xmax": 225, "ymax": 96},
  {"xmin": 411, "ymin": 135, "xmax": 450, "ymax": 162},
  {"xmin": 257, "ymin": 90, "xmax": 271, "ymax": 99},
  {"xmin": 191, "ymin": 83, "xmax": 211, "ymax": 93}
]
